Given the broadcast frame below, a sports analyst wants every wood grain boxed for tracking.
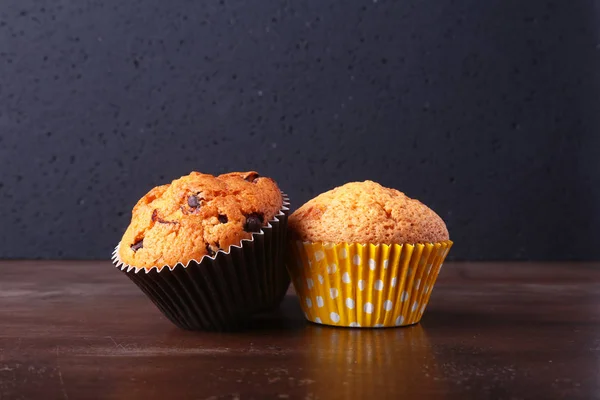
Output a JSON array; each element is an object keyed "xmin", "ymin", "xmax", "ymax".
[{"xmin": 0, "ymin": 261, "xmax": 598, "ymax": 399}]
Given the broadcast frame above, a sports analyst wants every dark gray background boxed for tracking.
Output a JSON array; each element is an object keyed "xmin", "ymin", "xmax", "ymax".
[{"xmin": 1, "ymin": 0, "xmax": 598, "ymax": 260}]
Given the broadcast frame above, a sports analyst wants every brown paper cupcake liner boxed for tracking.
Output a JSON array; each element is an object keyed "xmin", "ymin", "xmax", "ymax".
[{"xmin": 112, "ymin": 193, "xmax": 290, "ymax": 331}]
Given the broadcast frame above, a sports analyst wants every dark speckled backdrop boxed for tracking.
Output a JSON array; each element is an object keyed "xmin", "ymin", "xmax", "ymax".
[{"xmin": 0, "ymin": 0, "xmax": 599, "ymax": 260}]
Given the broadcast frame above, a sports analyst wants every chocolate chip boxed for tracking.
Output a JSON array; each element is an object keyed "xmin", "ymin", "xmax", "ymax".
[
  {"xmin": 206, "ymin": 243, "xmax": 219, "ymax": 257},
  {"xmin": 206, "ymin": 244, "xmax": 215, "ymax": 257},
  {"xmin": 131, "ymin": 239, "xmax": 144, "ymax": 252},
  {"xmin": 152, "ymin": 209, "xmax": 178, "ymax": 224},
  {"xmin": 243, "ymin": 172, "xmax": 260, "ymax": 183},
  {"xmin": 218, "ymin": 214, "xmax": 228, "ymax": 223},
  {"xmin": 244, "ymin": 213, "xmax": 264, "ymax": 232},
  {"xmin": 187, "ymin": 195, "xmax": 199, "ymax": 208}
]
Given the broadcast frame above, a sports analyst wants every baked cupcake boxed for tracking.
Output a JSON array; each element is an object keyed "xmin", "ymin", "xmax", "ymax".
[
  {"xmin": 287, "ymin": 181, "xmax": 452, "ymax": 328},
  {"xmin": 112, "ymin": 171, "xmax": 290, "ymax": 331}
]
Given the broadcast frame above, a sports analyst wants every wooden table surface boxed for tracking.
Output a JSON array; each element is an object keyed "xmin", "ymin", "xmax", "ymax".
[{"xmin": 0, "ymin": 261, "xmax": 598, "ymax": 400}]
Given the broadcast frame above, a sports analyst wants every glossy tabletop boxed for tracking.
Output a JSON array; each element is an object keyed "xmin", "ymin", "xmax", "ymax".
[{"xmin": 0, "ymin": 261, "xmax": 598, "ymax": 399}]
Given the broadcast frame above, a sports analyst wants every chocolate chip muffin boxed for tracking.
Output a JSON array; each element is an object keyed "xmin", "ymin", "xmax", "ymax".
[
  {"xmin": 119, "ymin": 171, "xmax": 283, "ymax": 269},
  {"xmin": 286, "ymin": 180, "xmax": 452, "ymax": 328},
  {"xmin": 289, "ymin": 180, "xmax": 448, "ymax": 244},
  {"xmin": 113, "ymin": 171, "xmax": 290, "ymax": 331}
]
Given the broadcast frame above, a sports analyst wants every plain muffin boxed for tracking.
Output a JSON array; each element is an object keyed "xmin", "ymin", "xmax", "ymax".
[
  {"xmin": 286, "ymin": 180, "xmax": 451, "ymax": 328},
  {"xmin": 289, "ymin": 180, "xmax": 448, "ymax": 244}
]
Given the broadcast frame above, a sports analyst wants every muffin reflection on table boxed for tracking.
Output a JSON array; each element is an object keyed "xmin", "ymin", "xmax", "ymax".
[
  {"xmin": 303, "ymin": 324, "xmax": 443, "ymax": 398},
  {"xmin": 287, "ymin": 181, "xmax": 453, "ymax": 328}
]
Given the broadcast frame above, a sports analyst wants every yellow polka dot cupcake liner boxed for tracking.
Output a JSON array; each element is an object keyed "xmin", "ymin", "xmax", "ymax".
[{"xmin": 287, "ymin": 240, "xmax": 453, "ymax": 328}]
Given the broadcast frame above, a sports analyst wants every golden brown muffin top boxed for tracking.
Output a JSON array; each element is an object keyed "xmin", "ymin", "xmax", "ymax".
[
  {"xmin": 118, "ymin": 171, "xmax": 283, "ymax": 269},
  {"xmin": 289, "ymin": 180, "xmax": 448, "ymax": 244}
]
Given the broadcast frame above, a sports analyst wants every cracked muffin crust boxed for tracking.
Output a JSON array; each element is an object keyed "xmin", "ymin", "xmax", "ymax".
[
  {"xmin": 118, "ymin": 171, "xmax": 283, "ymax": 269},
  {"xmin": 289, "ymin": 181, "xmax": 448, "ymax": 244}
]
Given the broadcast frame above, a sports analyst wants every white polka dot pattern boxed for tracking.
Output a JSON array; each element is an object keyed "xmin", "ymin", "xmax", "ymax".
[
  {"xmin": 346, "ymin": 298, "xmax": 355, "ymax": 309},
  {"xmin": 368, "ymin": 259, "xmax": 376, "ymax": 270},
  {"xmin": 401, "ymin": 291, "xmax": 408, "ymax": 302},
  {"xmin": 289, "ymin": 240, "xmax": 453, "ymax": 327},
  {"xmin": 330, "ymin": 312, "xmax": 340, "ymax": 323},
  {"xmin": 316, "ymin": 296, "xmax": 324, "ymax": 308},
  {"xmin": 383, "ymin": 300, "xmax": 393, "ymax": 311}
]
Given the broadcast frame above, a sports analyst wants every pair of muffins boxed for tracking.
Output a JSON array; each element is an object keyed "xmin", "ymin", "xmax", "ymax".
[{"xmin": 114, "ymin": 172, "xmax": 452, "ymax": 330}]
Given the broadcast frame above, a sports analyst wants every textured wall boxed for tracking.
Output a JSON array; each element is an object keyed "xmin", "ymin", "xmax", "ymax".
[{"xmin": 1, "ymin": 0, "xmax": 599, "ymax": 260}]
